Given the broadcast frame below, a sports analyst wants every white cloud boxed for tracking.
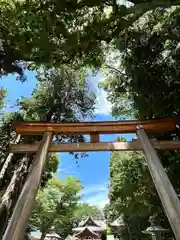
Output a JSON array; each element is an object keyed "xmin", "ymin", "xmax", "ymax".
[
  {"xmin": 57, "ymin": 165, "xmax": 78, "ymax": 175},
  {"xmin": 84, "ymin": 192, "xmax": 109, "ymax": 208},
  {"xmin": 95, "ymin": 89, "xmax": 112, "ymax": 115},
  {"xmin": 86, "ymin": 73, "xmax": 112, "ymax": 116},
  {"xmin": 81, "ymin": 184, "xmax": 107, "ymax": 195},
  {"xmin": 81, "ymin": 183, "xmax": 109, "ymax": 208}
]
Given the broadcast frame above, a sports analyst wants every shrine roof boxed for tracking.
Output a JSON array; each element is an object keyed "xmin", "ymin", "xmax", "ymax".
[
  {"xmin": 74, "ymin": 227, "xmax": 100, "ymax": 237},
  {"xmin": 80, "ymin": 217, "xmax": 99, "ymax": 227},
  {"xmin": 109, "ymin": 216, "xmax": 125, "ymax": 227},
  {"xmin": 45, "ymin": 232, "xmax": 61, "ymax": 239},
  {"xmin": 77, "ymin": 217, "xmax": 106, "ymax": 230},
  {"xmin": 73, "ymin": 226, "xmax": 105, "ymax": 232},
  {"xmin": 65, "ymin": 235, "xmax": 79, "ymax": 240}
]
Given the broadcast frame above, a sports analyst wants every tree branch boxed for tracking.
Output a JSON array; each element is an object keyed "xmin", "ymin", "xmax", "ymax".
[
  {"xmin": 111, "ymin": 0, "xmax": 180, "ymax": 39},
  {"xmin": 127, "ymin": 0, "xmax": 180, "ymax": 16},
  {"xmin": 106, "ymin": 65, "xmax": 127, "ymax": 76}
]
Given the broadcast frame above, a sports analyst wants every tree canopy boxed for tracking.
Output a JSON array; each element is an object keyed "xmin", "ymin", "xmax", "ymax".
[
  {"xmin": 73, "ymin": 203, "xmax": 104, "ymax": 221},
  {"xmin": 29, "ymin": 178, "xmax": 103, "ymax": 240},
  {"xmin": 0, "ymin": 89, "xmax": 6, "ymax": 109},
  {"xmin": 107, "ymin": 150, "xmax": 174, "ymax": 239},
  {"xmin": 29, "ymin": 177, "xmax": 83, "ymax": 240},
  {"xmin": 2, "ymin": 0, "xmax": 180, "ymax": 77},
  {"xmin": 101, "ymin": 7, "xmax": 180, "ymax": 122}
]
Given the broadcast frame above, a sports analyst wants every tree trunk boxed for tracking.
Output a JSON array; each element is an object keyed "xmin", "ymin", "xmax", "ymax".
[
  {"xmin": 0, "ymin": 134, "xmax": 21, "ymax": 188},
  {"xmin": 40, "ymin": 231, "xmax": 46, "ymax": 240},
  {"xmin": 0, "ymin": 155, "xmax": 29, "ymax": 238},
  {"xmin": 126, "ymin": 222, "xmax": 132, "ymax": 240}
]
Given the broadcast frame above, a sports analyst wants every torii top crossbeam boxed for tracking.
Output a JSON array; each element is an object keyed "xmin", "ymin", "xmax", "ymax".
[
  {"xmin": 10, "ymin": 117, "xmax": 180, "ymax": 153},
  {"xmin": 11, "ymin": 117, "xmax": 177, "ymax": 135}
]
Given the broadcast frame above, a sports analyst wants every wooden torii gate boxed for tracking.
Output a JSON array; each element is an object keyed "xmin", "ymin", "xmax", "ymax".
[{"xmin": 3, "ymin": 117, "xmax": 180, "ymax": 240}]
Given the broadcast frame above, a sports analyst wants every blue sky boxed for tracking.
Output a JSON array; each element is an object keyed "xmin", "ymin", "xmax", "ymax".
[{"xmin": 0, "ymin": 70, "xmax": 133, "ymax": 208}]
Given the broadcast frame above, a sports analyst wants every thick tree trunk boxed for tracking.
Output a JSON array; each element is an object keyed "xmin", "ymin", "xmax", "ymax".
[
  {"xmin": 0, "ymin": 155, "xmax": 29, "ymax": 238},
  {"xmin": 0, "ymin": 134, "xmax": 21, "ymax": 188}
]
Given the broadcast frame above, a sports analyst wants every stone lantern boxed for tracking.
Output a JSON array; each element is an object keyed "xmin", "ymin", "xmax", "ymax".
[{"xmin": 142, "ymin": 215, "xmax": 169, "ymax": 240}]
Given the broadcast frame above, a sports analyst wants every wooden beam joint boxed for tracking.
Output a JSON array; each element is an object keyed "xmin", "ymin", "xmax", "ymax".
[{"xmin": 90, "ymin": 133, "xmax": 100, "ymax": 143}]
